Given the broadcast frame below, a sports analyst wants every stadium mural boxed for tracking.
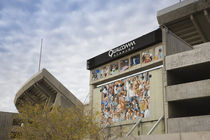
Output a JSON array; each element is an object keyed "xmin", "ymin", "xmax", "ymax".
[
  {"xmin": 92, "ymin": 69, "xmax": 100, "ymax": 81},
  {"xmin": 101, "ymin": 65, "xmax": 109, "ymax": 78},
  {"xmin": 100, "ymin": 72, "xmax": 151, "ymax": 124},
  {"xmin": 155, "ymin": 46, "xmax": 163, "ymax": 60},
  {"xmin": 142, "ymin": 49, "xmax": 153, "ymax": 64},
  {"xmin": 120, "ymin": 59, "xmax": 129, "ymax": 72},
  {"xmin": 130, "ymin": 54, "xmax": 140, "ymax": 67}
]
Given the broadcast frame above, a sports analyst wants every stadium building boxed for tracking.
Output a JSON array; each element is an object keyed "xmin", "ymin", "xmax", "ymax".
[
  {"xmin": 87, "ymin": 0, "xmax": 210, "ymax": 139},
  {"xmin": 0, "ymin": 69, "xmax": 83, "ymax": 140},
  {"xmin": 1, "ymin": 0, "xmax": 210, "ymax": 139}
]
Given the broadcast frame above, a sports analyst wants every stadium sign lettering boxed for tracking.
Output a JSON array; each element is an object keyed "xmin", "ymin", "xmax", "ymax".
[{"xmin": 108, "ymin": 41, "xmax": 136, "ymax": 57}]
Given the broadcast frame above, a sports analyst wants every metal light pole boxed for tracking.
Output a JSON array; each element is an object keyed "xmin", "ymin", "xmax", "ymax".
[{"xmin": 38, "ymin": 38, "xmax": 43, "ymax": 72}]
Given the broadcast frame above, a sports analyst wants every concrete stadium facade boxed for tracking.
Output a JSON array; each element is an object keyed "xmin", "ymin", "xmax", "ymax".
[
  {"xmin": 1, "ymin": 0, "xmax": 210, "ymax": 139},
  {"xmin": 14, "ymin": 68, "xmax": 83, "ymax": 110},
  {"xmin": 87, "ymin": 0, "xmax": 210, "ymax": 139},
  {"xmin": 0, "ymin": 69, "xmax": 83, "ymax": 140}
]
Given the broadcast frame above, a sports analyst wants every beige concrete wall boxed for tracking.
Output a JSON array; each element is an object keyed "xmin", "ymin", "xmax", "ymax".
[
  {"xmin": 0, "ymin": 112, "xmax": 16, "ymax": 140},
  {"xmin": 115, "ymin": 131, "xmax": 210, "ymax": 140},
  {"xmin": 168, "ymin": 115, "xmax": 210, "ymax": 133},
  {"xmin": 103, "ymin": 120, "xmax": 164, "ymax": 139},
  {"xmin": 92, "ymin": 68, "xmax": 164, "ymax": 138},
  {"xmin": 167, "ymin": 79, "xmax": 210, "ymax": 101},
  {"xmin": 92, "ymin": 87, "xmax": 101, "ymax": 122},
  {"xmin": 165, "ymin": 44, "xmax": 210, "ymax": 70},
  {"xmin": 147, "ymin": 68, "xmax": 163, "ymax": 121},
  {"xmin": 140, "ymin": 120, "xmax": 164, "ymax": 135}
]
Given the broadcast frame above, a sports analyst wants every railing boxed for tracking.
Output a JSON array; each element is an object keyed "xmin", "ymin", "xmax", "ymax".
[
  {"xmin": 147, "ymin": 115, "xmax": 164, "ymax": 135},
  {"xmin": 126, "ymin": 118, "xmax": 142, "ymax": 136},
  {"xmin": 101, "ymin": 115, "xmax": 164, "ymax": 137}
]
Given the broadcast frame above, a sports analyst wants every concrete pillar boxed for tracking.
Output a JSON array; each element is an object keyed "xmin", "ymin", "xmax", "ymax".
[{"xmin": 161, "ymin": 26, "xmax": 168, "ymax": 134}]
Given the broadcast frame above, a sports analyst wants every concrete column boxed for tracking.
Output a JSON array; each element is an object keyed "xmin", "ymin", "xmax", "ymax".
[
  {"xmin": 161, "ymin": 26, "xmax": 168, "ymax": 134},
  {"xmin": 89, "ymin": 83, "xmax": 95, "ymax": 114}
]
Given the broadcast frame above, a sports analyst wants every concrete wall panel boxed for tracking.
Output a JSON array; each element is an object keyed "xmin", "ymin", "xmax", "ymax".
[
  {"xmin": 140, "ymin": 133, "xmax": 180, "ymax": 140},
  {"xmin": 116, "ymin": 131, "xmax": 210, "ymax": 140},
  {"xmin": 165, "ymin": 44, "xmax": 210, "ymax": 70},
  {"xmin": 92, "ymin": 87, "xmax": 101, "ymax": 121},
  {"xmin": 167, "ymin": 79, "xmax": 210, "ymax": 101},
  {"xmin": 181, "ymin": 131, "xmax": 210, "ymax": 140},
  {"xmin": 122, "ymin": 124, "xmax": 139, "ymax": 136},
  {"xmin": 0, "ymin": 112, "xmax": 16, "ymax": 140},
  {"xmin": 165, "ymin": 30, "xmax": 192, "ymax": 56},
  {"xmin": 148, "ymin": 68, "xmax": 164, "ymax": 121},
  {"xmin": 111, "ymin": 125, "xmax": 123, "ymax": 138},
  {"xmin": 168, "ymin": 115, "xmax": 210, "ymax": 133},
  {"xmin": 140, "ymin": 120, "xmax": 164, "ymax": 135}
]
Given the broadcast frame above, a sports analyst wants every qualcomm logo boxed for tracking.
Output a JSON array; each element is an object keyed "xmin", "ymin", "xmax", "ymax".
[{"xmin": 108, "ymin": 41, "xmax": 136, "ymax": 57}]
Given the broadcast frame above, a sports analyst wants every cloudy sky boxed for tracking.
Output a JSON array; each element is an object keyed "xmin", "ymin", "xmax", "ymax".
[{"xmin": 0, "ymin": 0, "xmax": 179, "ymax": 112}]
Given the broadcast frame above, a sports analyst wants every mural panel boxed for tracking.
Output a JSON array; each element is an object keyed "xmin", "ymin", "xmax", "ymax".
[
  {"xmin": 130, "ymin": 54, "xmax": 140, "ymax": 67},
  {"xmin": 92, "ymin": 69, "xmax": 100, "ymax": 81},
  {"xmin": 142, "ymin": 49, "xmax": 153, "ymax": 64},
  {"xmin": 120, "ymin": 59, "xmax": 129, "ymax": 72},
  {"xmin": 110, "ymin": 63, "xmax": 119, "ymax": 75},
  {"xmin": 100, "ymin": 72, "xmax": 151, "ymax": 124},
  {"xmin": 101, "ymin": 66, "xmax": 109, "ymax": 78},
  {"xmin": 154, "ymin": 46, "xmax": 163, "ymax": 60}
]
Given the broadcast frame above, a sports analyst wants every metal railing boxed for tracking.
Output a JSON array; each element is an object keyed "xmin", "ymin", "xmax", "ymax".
[
  {"xmin": 147, "ymin": 115, "xmax": 164, "ymax": 135},
  {"xmin": 126, "ymin": 118, "xmax": 142, "ymax": 136},
  {"xmin": 101, "ymin": 115, "xmax": 164, "ymax": 137}
]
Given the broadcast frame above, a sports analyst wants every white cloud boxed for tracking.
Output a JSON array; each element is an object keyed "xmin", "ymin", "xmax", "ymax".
[{"xmin": 0, "ymin": 0, "xmax": 179, "ymax": 112}]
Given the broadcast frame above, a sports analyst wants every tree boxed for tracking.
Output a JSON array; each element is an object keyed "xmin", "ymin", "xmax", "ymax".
[{"xmin": 11, "ymin": 103, "xmax": 101, "ymax": 140}]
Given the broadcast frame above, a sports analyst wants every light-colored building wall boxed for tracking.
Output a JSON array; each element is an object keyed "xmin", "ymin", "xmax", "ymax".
[
  {"xmin": 99, "ymin": 68, "xmax": 164, "ymax": 138},
  {"xmin": 0, "ymin": 112, "xmax": 17, "ymax": 140},
  {"xmin": 115, "ymin": 131, "xmax": 210, "ymax": 140}
]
